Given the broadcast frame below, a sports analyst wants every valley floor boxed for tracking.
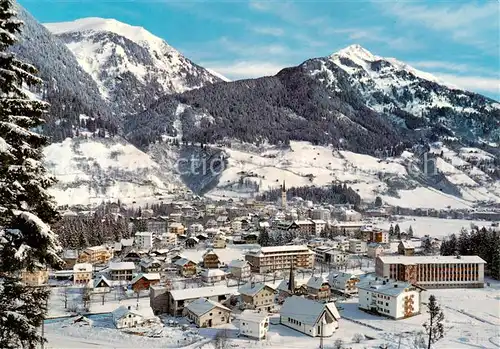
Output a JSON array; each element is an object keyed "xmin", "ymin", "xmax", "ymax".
[{"xmin": 45, "ymin": 278, "xmax": 500, "ymax": 349}]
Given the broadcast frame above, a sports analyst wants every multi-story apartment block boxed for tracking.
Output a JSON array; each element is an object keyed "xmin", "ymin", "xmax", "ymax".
[
  {"xmin": 357, "ymin": 278, "xmax": 422, "ymax": 319},
  {"xmin": 108, "ymin": 262, "xmax": 136, "ymax": 281},
  {"xmin": 311, "ymin": 208, "xmax": 331, "ymax": 221},
  {"xmin": 329, "ymin": 272, "xmax": 361, "ymax": 296},
  {"xmin": 78, "ymin": 245, "xmax": 112, "ymax": 265},
  {"xmin": 348, "ymin": 239, "xmax": 367, "ymax": 254},
  {"xmin": 311, "ymin": 219, "xmax": 327, "ymax": 235},
  {"xmin": 227, "ymin": 259, "xmax": 251, "ymax": 280},
  {"xmin": 362, "ymin": 229, "xmax": 389, "ymax": 244},
  {"xmin": 134, "ymin": 231, "xmax": 153, "ymax": 250},
  {"xmin": 294, "ymin": 220, "xmax": 315, "ymax": 235},
  {"xmin": 376, "ymin": 255, "xmax": 486, "ymax": 289},
  {"xmin": 245, "ymin": 245, "xmax": 315, "ymax": 273}
]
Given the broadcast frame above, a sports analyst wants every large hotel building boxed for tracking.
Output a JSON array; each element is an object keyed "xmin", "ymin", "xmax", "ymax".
[
  {"xmin": 376, "ymin": 255, "xmax": 486, "ymax": 289},
  {"xmin": 245, "ymin": 245, "xmax": 315, "ymax": 273}
]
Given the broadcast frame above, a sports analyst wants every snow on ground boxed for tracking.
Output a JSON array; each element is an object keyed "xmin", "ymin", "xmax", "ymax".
[
  {"xmin": 181, "ymin": 244, "xmax": 259, "ymax": 265},
  {"xmin": 43, "ymin": 137, "xmax": 178, "ymax": 206},
  {"xmin": 373, "ymin": 216, "xmax": 497, "ymax": 239},
  {"xmin": 46, "ymin": 280, "xmax": 500, "ymax": 349},
  {"xmin": 214, "ymin": 141, "xmax": 498, "ymax": 209}
]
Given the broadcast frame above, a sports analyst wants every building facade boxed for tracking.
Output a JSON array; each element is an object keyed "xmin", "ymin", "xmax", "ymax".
[
  {"xmin": 238, "ymin": 310, "xmax": 269, "ymax": 340},
  {"xmin": 357, "ymin": 279, "xmax": 422, "ymax": 319},
  {"xmin": 376, "ymin": 255, "xmax": 486, "ymax": 288},
  {"xmin": 245, "ymin": 245, "xmax": 315, "ymax": 273}
]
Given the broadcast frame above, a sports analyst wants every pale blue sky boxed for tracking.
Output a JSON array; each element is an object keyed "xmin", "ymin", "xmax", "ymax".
[{"xmin": 19, "ymin": 0, "xmax": 500, "ymax": 99}]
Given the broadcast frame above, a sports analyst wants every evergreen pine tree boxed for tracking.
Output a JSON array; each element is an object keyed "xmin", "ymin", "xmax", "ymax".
[
  {"xmin": 423, "ymin": 295, "xmax": 445, "ymax": 349},
  {"xmin": 389, "ymin": 224, "xmax": 394, "ymax": 236},
  {"xmin": 0, "ymin": 1, "xmax": 63, "ymax": 347},
  {"xmin": 257, "ymin": 229, "xmax": 270, "ymax": 247},
  {"xmin": 408, "ymin": 225, "xmax": 414, "ymax": 238},
  {"xmin": 395, "ymin": 224, "xmax": 401, "ymax": 239}
]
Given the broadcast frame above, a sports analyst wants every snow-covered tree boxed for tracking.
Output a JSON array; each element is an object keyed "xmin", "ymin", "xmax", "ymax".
[
  {"xmin": 0, "ymin": 1, "xmax": 63, "ymax": 347},
  {"xmin": 423, "ymin": 295, "xmax": 445, "ymax": 349}
]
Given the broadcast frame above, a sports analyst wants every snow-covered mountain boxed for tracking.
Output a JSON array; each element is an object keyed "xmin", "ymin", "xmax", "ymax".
[
  {"xmin": 44, "ymin": 17, "xmax": 225, "ymax": 115},
  {"xmin": 317, "ymin": 44, "xmax": 500, "ymax": 144}
]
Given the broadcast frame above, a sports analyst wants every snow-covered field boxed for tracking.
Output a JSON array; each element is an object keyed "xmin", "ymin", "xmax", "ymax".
[
  {"xmin": 372, "ymin": 216, "xmax": 497, "ymax": 239},
  {"xmin": 45, "ymin": 279, "xmax": 500, "ymax": 349},
  {"xmin": 43, "ymin": 137, "xmax": 179, "ymax": 206},
  {"xmin": 43, "ymin": 138, "xmax": 498, "ymax": 209},
  {"xmin": 211, "ymin": 141, "xmax": 500, "ymax": 209}
]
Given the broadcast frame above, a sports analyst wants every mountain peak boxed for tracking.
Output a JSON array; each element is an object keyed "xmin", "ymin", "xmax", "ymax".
[
  {"xmin": 44, "ymin": 17, "xmax": 169, "ymax": 51},
  {"xmin": 333, "ymin": 44, "xmax": 378, "ymax": 62}
]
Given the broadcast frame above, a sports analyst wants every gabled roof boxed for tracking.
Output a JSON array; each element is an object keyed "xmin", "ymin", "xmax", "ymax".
[
  {"xmin": 170, "ymin": 285, "xmax": 235, "ymax": 301},
  {"xmin": 112, "ymin": 305, "xmax": 144, "ymax": 320},
  {"xmin": 280, "ymin": 296, "xmax": 340, "ymax": 326},
  {"xmin": 185, "ymin": 298, "xmax": 231, "ymax": 317},
  {"xmin": 94, "ymin": 275, "xmax": 111, "ymax": 288},
  {"xmin": 238, "ymin": 282, "xmax": 274, "ymax": 297},
  {"xmin": 131, "ymin": 273, "xmax": 161, "ymax": 284},
  {"xmin": 174, "ymin": 257, "xmax": 197, "ymax": 266},
  {"xmin": 306, "ymin": 276, "xmax": 328, "ymax": 290}
]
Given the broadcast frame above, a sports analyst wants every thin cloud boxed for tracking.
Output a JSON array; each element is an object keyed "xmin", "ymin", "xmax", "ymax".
[
  {"xmin": 435, "ymin": 73, "xmax": 500, "ymax": 96},
  {"xmin": 203, "ymin": 60, "xmax": 286, "ymax": 80},
  {"xmin": 411, "ymin": 61, "xmax": 470, "ymax": 73},
  {"xmin": 252, "ymin": 26, "xmax": 284, "ymax": 37},
  {"xmin": 381, "ymin": 2, "xmax": 499, "ymax": 52}
]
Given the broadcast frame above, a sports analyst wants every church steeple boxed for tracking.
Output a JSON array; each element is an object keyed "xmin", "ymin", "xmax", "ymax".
[
  {"xmin": 288, "ymin": 262, "xmax": 295, "ymax": 293},
  {"xmin": 281, "ymin": 180, "xmax": 287, "ymax": 209}
]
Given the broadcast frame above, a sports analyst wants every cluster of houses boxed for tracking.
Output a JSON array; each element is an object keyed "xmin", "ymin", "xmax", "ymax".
[{"xmin": 20, "ymin": 197, "xmax": 493, "ymax": 340}]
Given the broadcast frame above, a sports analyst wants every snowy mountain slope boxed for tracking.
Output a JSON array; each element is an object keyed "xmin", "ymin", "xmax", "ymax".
[
  {"xmin": 205, "ymin": 141, "xmax": 500, "ymax": 208},
  {"xmin": 10, "ymin": 6, "xmax": 114, "ymax": 142},
  {"xmin": 317, "ymin": 44, "xmax": 500, "ymax": 144},
  {"xmin": 44, "ymin": 17, "xmax": 224, "ymax": 115},
  {"xmin": 43, "ymin": 137, "xmax": 181, "ymax": 206}
]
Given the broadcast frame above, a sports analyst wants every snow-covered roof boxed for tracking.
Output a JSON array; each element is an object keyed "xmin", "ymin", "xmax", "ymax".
[
  {"xmin": 94, "ymin": 275, "xmax": 111, "ymax": 288},
  {"xmin": 108, "ymin": 262, "xmax": 136, "ymax": 271},
  {"xmin": 135, "ymin": 231, "xmax": 153, "ymax": 237},
  {"xmin": 174, "ymin": 257, "xmax": 196, "ymax": 266},
  {"xmin": 311, "ymin": 219, "xmax": 327, "ymax": 224},
  {"xmin": 280, "ymin": 296, "xmax": 340, "ymax": 326},
  {"xmin": 112, "ymin": 305, "xmax": 144, "ymax": 320},
  {"xmin": 86, "ymin": 245, "xmax": 107, "ymax": 252},
  {"xmin": 120, "ymin": 238, "xmax": 134, "ymax": 247},
  {"xmin": 73, "ymin": 263, "xmax": 93, "ymax": 272},
  {"xmin": 399, "ymin": 240, "xmax": 416, "ymax": 249},
  {"xmin": 306, "ymin": 276, "xmax": 328, "ymax": 289},
  {"xmin": 62, "ymin": 249, "xmax": 78, "ymax": 259},
  {"xmin": 169, "ymin": 222, "xmax": 184, "ymax": 228},
  {"xmin": 259, "ymin": 245, "xmax": 312, "ymax": 254},
  {"xmin": 378, "ymin": 255, "xmax": 486, "ymax": 265},
  {"xmin": 357, "ymin": 279, "xmax": 415, "ymax": 297},
  {"xmin": 169, "ymin": 285, "xmax": 235, "ymax": 301},
  {"xmin": 131, "ymin": 273, "xmax": 161, "ymax": 284},
  {"xmin": 228, "ymin": 259, "xmax": 248, "ymax": 268},
  {"xmin": 238, "ymin": 310, "xmax": 269, "ymax": 323},
  {"xmin": 238, "ymin": 282, "xmax": 274, "ymax": 297},
  {"xmin": 185, "ymin": 298, "xmax": 230, "ymax": 317},
  {"xmin": 200, "ymin": 269, "xmax": 226, "ymax": 277}
]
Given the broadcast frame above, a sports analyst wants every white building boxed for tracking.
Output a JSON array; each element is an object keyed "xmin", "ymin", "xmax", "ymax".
[
  {"xmin": 183, "ymin": 298, "xmax": 231, "ymax": 327},
  {"xmin": 201, "ymin": 269, "xmax": 226, "ymax": 284},
  {"xmin": 329, "ymin": 272, "xmax": 361, "ymax": 296},
  {"xmin": 188, "ymin": 223, "xmax": 204, "ymax": 235},
  {"xmin": 348, "ymin": 239, "xmax": 367, "ymax": 254},
  {"xmin": 213, "ymin": 233, "xmax": 227, "ymax": 249},
  {"xmin": 134, "ymin": 231, "xmax": 153, "ymax": 250},
  {"xmin": 160, "ymin": 232, "xmax": 177, "ymax": 246},
  {"xmin": 111, "ymin": 305, "xmax": 157, "ymax": 329},
  {"xmin": 311, "ymin": 219, "xmax": 327, "ymax": 235},
  {"xmin": 231, "ymin": 220, "xmax": 243, "ymax": 232},
  {"xmin": 280, "ymin": 296, "xmax": 340, "ymax": 337},
  {"xmin": 73, "ymin": 263, "xmax": 93, "ymax": 285},
  {"xmin": 227, "ymin": 259, "xmax": 251, "ymax": 280},
  {"xmin": 357, "ymin": 278, "xmax": 422, "ymax": 320},
  {"xmin": 238, "ymin": 310, "xmax": 269, "ymax": 340}
]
